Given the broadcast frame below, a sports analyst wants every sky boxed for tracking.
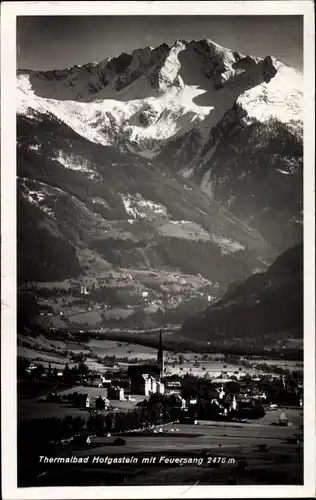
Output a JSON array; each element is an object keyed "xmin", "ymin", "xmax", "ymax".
[{"xmin": 17, "ymin": 15, "xmax": 303, "ymax": 72}]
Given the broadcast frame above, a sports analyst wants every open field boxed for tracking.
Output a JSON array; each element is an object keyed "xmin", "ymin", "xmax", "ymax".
[
  {"xmin": 29, "ymin": 409, "xmax": 303, "ymax": 486},
  {"xmin": 17, "ymin": 374, "xmax": 303, "ymax": 487},
  {"xmin": 261, "ymin": 360, "xmax": 303, "ymax": 370},
  {"xmin": 18, "ymin": 332, "xmax": 302, "ymax": 371},
  {"xmin": 18, "ymin": 380, "xmax": 90, "ymax": 424},
  {"xmin": 18, "ymin": 337, "xmax": 303, "ymax": 382},
  {"xmin": 87, "ymin": 339, "xmax": 159, "ymax": 360},
  {"xmin": 75, "ymin": 410, "xmax": 303, "ymax": 454},
  {"xmin": 19, "ymin": 331, "xmax": 303, "ymax": 382},
  {"xmin": 68, "ymin": 311, "xmax": 103, "ymax": 325}
]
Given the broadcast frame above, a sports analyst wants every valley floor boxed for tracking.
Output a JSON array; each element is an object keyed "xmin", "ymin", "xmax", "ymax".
[{"xmin": 19, "ymin": 410, "xmax": 303, "ymax": 486}]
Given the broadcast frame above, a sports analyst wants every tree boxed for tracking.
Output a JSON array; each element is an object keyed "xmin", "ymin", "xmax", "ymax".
[
  {"xmin": 226, "ymin": 381, "xmax": 241, "ymax": 395},
  {"xmin": 77, "ymin": 361, "xmax": 89, "ymax": 376},
  {"xmin": 95, "ymin": 396, "xmax": 106, "ymax": 411},
  {"xmin": 63, "ymin": 363, "xmax": 71, "ymax": 382},
  {"xmin": 105, "ymin": 413, "xmax": 116, "ymax": 433},
  {"xmin": 34, "ymin": 364, "xmax": 45, "ymax": 379},
  {"xmin": 202, "ymin": 385, "xmax": 218, "ymax": 401},
  {"xmin": 17, "ymin": 358, "xmax": 30, "ymax": 378},
  {"xmin": 88, "ymin": 412, "xmax": 107, "ymax": 436},
  {"xmin": 71, "ymin": 365, "xmax": 78, "ymax": 377}
]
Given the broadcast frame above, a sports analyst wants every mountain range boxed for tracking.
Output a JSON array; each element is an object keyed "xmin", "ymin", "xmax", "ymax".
[{"xmin": 17, "ymin": 39, "xmax": 303, "ymax": 334}]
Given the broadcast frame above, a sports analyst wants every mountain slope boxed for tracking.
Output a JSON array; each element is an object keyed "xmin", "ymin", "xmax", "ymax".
[
  {"xmin": 17, "ymin": 111, "xmax": 271, "ymax": 288},
  {"xmin": 18, "ymin": 39, "xmax": 303, "ymax": 253},
  {"xmin": 16, "ymin": 38, "xmax": 303, "ymax": 327},
  {"xmin": 181, "ymin": 243, "xmax": 303, "ymax": 347}
]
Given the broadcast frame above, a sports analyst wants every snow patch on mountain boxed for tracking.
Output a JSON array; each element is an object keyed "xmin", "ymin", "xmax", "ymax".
[
  {"xmin": 20, "ymin": 180, "xmax": 56, "ymax": 218},
  {"xmin": 211, "ymin": 236, "xmax": 245, "ymax": 255},
  {"xmin": 170, "ymin": 220, "xmax": 192, "ymax": 225},
  {"xmin": 179, "ymin": 166, "xmax": 195, "ymax": 178},
  {"xmin": 237, "ymin": 63, "xmax": 302, "ymax": 125},
  {"xmin": 276, "ymin": 168, "xmax": 291, "ymax": 175},
  {"xmin": 158, "ymin": 220, "xmax": 211, "ymax": 241},
  {"xmin": 92, "ymin": 198, "xmax": 110, "ymax": 208},
  {"xmin": 121, "ymin": 193, "xmax": 168, "ymax": 219},
  {"xmin": 28, "ymin": 143, "xmax": 41, "ymax": 152},
  {"xmin": 200, "ymin": 169, "xmax": 214, "ymax": 198},
  {"xmin": 54, "ymin": 150, "xmax": 95, "ymax": 174},
  {"xmin": 18, "ymin": 72, "xmax": 213, "ymax": 154},
  {"xmin": 20, "ymin": 177, "xmax": 110, "ymax": 230}
]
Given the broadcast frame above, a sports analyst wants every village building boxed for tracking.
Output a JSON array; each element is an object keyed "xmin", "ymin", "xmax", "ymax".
[
  {"xmin": 95, "ymin": 395, "xmax": 110, "ymax": 411},
  {"xmin": 210, "ymin": 377, "xmax": 232, "ymax": 386},
  {"xmin": 216, "ymin": 385, "xmax": 226, "ymax": 400},
  {"xmin": 130, "ymin": 373, "xmax": 164, "ymax": 396},
  {"xmin": 108, "ymin": 385, "xmax": 125, "ymax": 401},
  {"xmin": 166, "ymin": 381, "xmax": 182, "ymax": 393},
  {"xmin": 102, "ymin": 378, "xmax": 112, "ymax": 387},
  {"xmin": 279, "ymin": 411, "xmax": 288, "ymax": 426},
  {"xmin": 156, "ymin": 380, "xmax": 165, "ymax": 395},
  {"xmin": 230, "ymin": 395, "xmax": 237, "ymax": 411},
  {"xmin": 85, "ymin": 374, "xmax": 106, "ymax": 388},
  {"xmin": 131, "ymin": 374, "xmax": 153, "ymax": 396},
  {"xmin": 252, "ymin": 390, "xmax": 267, "ymax": 400}
]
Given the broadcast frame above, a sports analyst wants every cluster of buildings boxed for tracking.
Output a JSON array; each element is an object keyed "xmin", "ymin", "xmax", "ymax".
[
  {"xmin": 80, "ymin": 331, "xmax": 166, "ymax": 408},
  {"xmin": 38, "ymin": 327, "xmax": 302, "ymax": 429},
  {"xmin": 128, "ymin": 330, "xmax": 165, "ymax": 396},
  {"xmin": 131, "ymin": 374, "xmax": 165, "ymax": 396}
]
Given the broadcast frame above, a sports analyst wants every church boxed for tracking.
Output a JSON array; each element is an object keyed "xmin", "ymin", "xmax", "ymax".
[{"xmin": 127, "ymin": 330, "xmax": 164, "ymax": 380}]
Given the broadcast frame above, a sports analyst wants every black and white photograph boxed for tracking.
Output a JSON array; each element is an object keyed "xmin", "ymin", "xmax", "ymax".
[{"xmin": 1, "ymin": 1, "xmax": 315, "ymax": 498}]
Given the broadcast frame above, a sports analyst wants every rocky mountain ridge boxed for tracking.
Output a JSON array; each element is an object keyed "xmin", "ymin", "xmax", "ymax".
[{"xmin": 17, "ymin": 39, "xmax": 302, "ymax": 156}]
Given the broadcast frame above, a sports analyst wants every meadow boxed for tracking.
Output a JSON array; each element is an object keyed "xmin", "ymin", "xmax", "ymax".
[{"xmin": 30, "ymin": 409, "xmax": 303, "ymax": 486}]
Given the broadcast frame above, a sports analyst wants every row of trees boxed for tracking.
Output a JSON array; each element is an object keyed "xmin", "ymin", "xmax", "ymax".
[
  {"xmin": 62, "ymin": 361, "xmax": 89, "ymax": 381},
  {"xmin": 19, "ymin": 394, "xmax": 175, "ymax": 450},
  {"xmin": 88, "ymin": 394, "xmax": 181, "ymax": 435},
  {"xmin": 46, "ymin": 391, "xmax": 89, "ymax": 407}
]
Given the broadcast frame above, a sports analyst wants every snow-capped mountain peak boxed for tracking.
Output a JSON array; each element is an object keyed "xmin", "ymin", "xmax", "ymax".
[{"xmin": 17, "ymin": 38, "xmax": 302, "ymax": 169}]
